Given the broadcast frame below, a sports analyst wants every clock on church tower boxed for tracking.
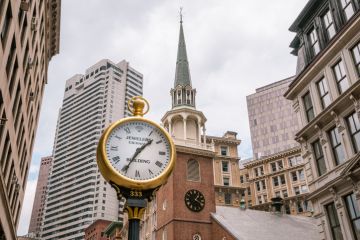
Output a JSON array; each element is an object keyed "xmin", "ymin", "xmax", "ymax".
[{"xmin": 155, "ymin": 15, "xmax": 216, "ymax": 240}]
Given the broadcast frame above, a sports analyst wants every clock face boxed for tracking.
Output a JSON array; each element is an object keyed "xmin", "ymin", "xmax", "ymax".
[
  {"xmin": 105, "ymin": 120, "xmax": 171, "ymax": 181},
  {"xmin": 184, "ymin": 189, "xmax": 205, "ymax": 212}
]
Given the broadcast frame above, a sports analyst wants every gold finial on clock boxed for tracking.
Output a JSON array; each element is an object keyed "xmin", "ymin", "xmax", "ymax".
[{"xmin": 127, "ymin": 96, "xmax": 150, "ymax": 117}]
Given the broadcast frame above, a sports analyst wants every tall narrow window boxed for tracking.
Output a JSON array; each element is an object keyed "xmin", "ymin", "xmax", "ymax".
[
  {"xmin": 347, "ymin": 112, "xmax": 360, "ymax": 153},
  {"xmin": 303, "ymin": 92, "xmax": 315, "ymax": 122},
  {"xmin": 351, "ymin": 41, "xmax": 360, "ymax": 76},
  {"xmin": 187, "ymin": 159, "xmax": 200, "ymax": 181},
  {"xmin": 333, "ymin": 60, "xmax": 349, "ymax": 94},
  {"xmin": 308, "ymin": 28, "xmax": 320, "ymax": 56},
  {"xmin": 220, "ymin": 146, "xmax": 228, "ymax": 156},
  {"xmin": 223, "ymin": 177, "xmax": 230, "ymax": 186},
  {"xmin": 340, "ymin": 0, "xmax": 355, "ymax": 21},
  {"xmin": 222, "ymin": 161, "xmax": 229, "ymax": 172},
  {"xmin": 1, "ymin": 3, "xmax": 12, "ymax": 46},
  {"xmin": 322, "ymin": 9, "xmax": 336, "ymax": 40},
  {"xmin": 328, "ymin": 127, "xmax": 345, "ymax": 165},
  {"xmin": 345, "ymin": 193, "xmax": 360, "ymax": 239},
  {"xmin": 326, "ymin": 202, "xmax": 344, "ymax": 240},
  {"xmin": 225, "ymin": 193, "xmax": 231, "ymax": 205},
  {"xmin": 312, "ymin": 140, "xmax": 327, "ymax": 176},
  {"xmin": 317, "ymin": 78, "xmax": 331, "ymax": 109}
]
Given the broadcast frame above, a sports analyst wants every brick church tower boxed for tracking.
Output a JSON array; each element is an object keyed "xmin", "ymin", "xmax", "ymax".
[{"xmin": 155, "ymin": 16, "xmax": 216, "ymax": 240}]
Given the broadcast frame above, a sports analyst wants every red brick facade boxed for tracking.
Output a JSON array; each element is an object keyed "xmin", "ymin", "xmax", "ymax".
[
  {"xmin": 211, "ymin": 218, "xmax": 236, "ymax": 240},
  {"xmin": 84, "ymin": 219, "xmax": 111, "ymax": 240},
  {"xmin": 156, "ymin": 150, "xmax": 216, "ymax": 239}
]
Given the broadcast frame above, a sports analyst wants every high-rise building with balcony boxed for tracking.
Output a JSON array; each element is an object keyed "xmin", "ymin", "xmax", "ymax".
[
  {"xmin": 0, "ymin": 0, "xmax": 60, "ymax": 239},
  {"xmin": 40, "ymin": 59, "xmax": 143, "ymax": 240},
  {"xmin": 28, "ymin": 156, "xmax": 52, "ymax": 237}
]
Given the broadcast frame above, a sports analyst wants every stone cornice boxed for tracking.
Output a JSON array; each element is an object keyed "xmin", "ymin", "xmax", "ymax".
[{"xmin": 175, "ymin": 144, "xmax": 215, "ymax": 157}]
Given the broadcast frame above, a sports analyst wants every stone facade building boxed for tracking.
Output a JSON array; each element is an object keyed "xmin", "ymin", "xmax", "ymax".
[
  {"xmin": 0, "ymin": 0, "xmax": 60, "ymax": 239},
  {"xmin": 285, "ymin": 0, "xmax": 360, "ymax": 239},
  {"xmin": 244, "ymin": 147, "xmax": 311, "ymax": 216},
  {"xmin": 28, "ymin": 156, "xmax": 52, "ymax": 237},
  {"xmin": 247, "ymin": 77, "xmax": 300, "ymax": 159}
]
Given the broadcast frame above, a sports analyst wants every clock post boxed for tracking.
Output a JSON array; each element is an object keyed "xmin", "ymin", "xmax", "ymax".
[{"xmin": 96, "ymin": 96, "xmax": 176, "ymax": 240}]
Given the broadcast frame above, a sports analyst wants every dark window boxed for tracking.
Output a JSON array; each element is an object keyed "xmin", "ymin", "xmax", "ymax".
[
  {"xmin": 223, "ymin": 177, "xmax": 230, "ymax": 186},
  {"xmin": 291, "ymin": 171, "xmax": 298, "ymax": 181},
  {"xmin": 271, "ymin": 162, "xmax": 277, "ymax": 172},
  {"xmin": 225, "ymin": 193, "xmax": 231, "ymax": 205},
  {"xmin": 308, "ymin": 27, "xmax": 320, "ymax": 56},
  {"xmin": 322, "ymin": 9, "xmax": 336, "ymax": 40},
  {"xmin": 240, "ymin": 175, "xmax": 244, "ymax": 183},
  {"xmin": 312, "ymin": 140, "xmax": 327, "ymax": 176},
  {"xmin": 6, "ymin": 37, "xmax": 16, "ymax": 77},
  {"xmin": 280, "ymin": 175, "xmax": 286, "ymax": 185},
  {"xmin": 220, "ymin": 146, "xmax": 228, "ymax": 156},
  {"xmin": 347, "ymin": 112, "xmax": 360, "ymax": 153},
  {"xmin": 317, "ymin": 77, "xmax": 331, "ymax": 109},
  {"xmin": 303, "ymin": 92, "xmax": 315, "ymax": 122},
  {"xmin": 345, "ymin": 193, "xmax": 360, "ymax": 239},
  {"xmin": 261, "ymin": 180, "xmax": 266, "ymax": 190},
  {"xmin": 326, "ymin": 202, "xmax": 344, "ymax": 240},
  {"xmin": 1, "ymin": 3, "xmax": 12, "ymax": 46},
  {"xmin": 273, "ymin": 176, "xmax": 279, "ymax": 187},
  {"xmin": 328, "ymin": 127, "xmax": 345, "ymax": 165},
  {"xmin": 351, "ymin": 41, "xmax": 360, "ymax": 76},
  {"xmin": 294, "ymin": 187, "xmax": 300, "ymax": 195},
  {"xmin": 222, "ymin": 161, "xmax": 229, "ymax": 172},
  {"xmin": 297, "ymin": 201, "xmax": 304, "ymax": 213},
  {"xmin": 255, "ymin": 181, "xmax": 261, "ymax": 191},
  {"xmin": 333, "ymin": 60, "xmax": 349, "ymax": 94},
  {"xmin": 339, "ymin": 0, "xmax": 355, "ymax": 21}
]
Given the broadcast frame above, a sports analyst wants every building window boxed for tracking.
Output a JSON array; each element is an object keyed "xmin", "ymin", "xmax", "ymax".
[
  {"xmin": 297, "ymin": 201, "xmax": 304, "ymax": 213},
  {"xmin": 187, "ymin": 159, "xmax": 200, "ymax": 181},
  {"xmin": 271, "ymin": 162, "xmax": 277, "ymax": 172},
  {"xmin": 328, "ymin": 127, "xmax": 345, "ymax": 165},
  {"xmin": 326, "ymin": 202, "xmax": 344, "ymax": 240},
  {"xmin": 225, "ymin": 193, "xmax": 231, "ymax": 205},
  {"xmin": 347, "ymin": 112, "xmax": 360, "ymax": 153},
  {"xmin": 308, "ymin": 27, "xmax": 320, "ymax": 56},
  {"xmin": 222, "ymin": 161, "xmax": 229, "ymax": 172},
  {"xmin": 275, "ymin": 191, "xmax": 281, "ymax": 197},
  {"xmin": 339, "ymin": 0, "xmax": 355, "ymax": 21},
  {"xmin": 282, "ymin": 190, "xmax": 288, "ymax": 198},
  {"xmin": 299, "ymin": 169, "xmax": 305, "ymax": 181},
  {"xmin": 303, "ymin": 92, "xmax": 315, "ymax": 122},
  {"xmin": 261, "ymin": 180, "xmax": 266, "ymax": 190},
  {"xmin": 270, "ymin": 161, "xmax": 283, "ymax": 172},
  {"xmin": 312, "ymin": 140, "xmax": 327, "ymax": 176},
  {"xmin": 351, "ymin": 41, "xmax": 360, "ymax": 76},
  {"xmin": 273, "ymin": 176, "xmax": 279, "ymax": 187},
  {"xmin": 344, "ymin": 193, "xmax": 360, "ymax": 239},
  {"xmin": 223, "ymin": 177, "xmax": 230, "ymax": 186},
  {"xmin": 322, "ymin": 9, "xmax": 336, "ymax": 40},
  {"xmin": 240, "ymin": 175, "xmax": 244, "ymax": 183},
  {"xmin": 333, "ymin": 60, "xmax": 349, "ymax": 94},
  {"xmin": 258, "ymin": 196, "xmax": 262, "ymax": 204},
  {"xmin": 294, "ymin": 187, "xmax": 300, "ymax": 195},
  {"xmin": 254, "ymin": 166, "xmax": 264, "ymax": 177},
  {"xmin": 255, "ymin": 181, "xmax": 261, "ymax": 191},
  {"xmin": 317, "ymin": 77, "xmax": 331, "ymax": 109},
  {"xmin": 220, "ymin": 146, "xmax": 228, "ymax": 156},
  {"xmin": 1, "ymin": 3, "xmax": 12, "ymax": 46},
  {"xmin": 301, "ymin": 185, "xmax": 308, "ymax": 193},
  {"xmin": 280, "ymin": 175, "xmax": 286, "ymax": 185},
  {"xmin": 288, "ymin": 155, "xmax": 303, "ymax": 166},
  {"xmin": 291, "ymin": 171, "xmax": 298, "ymax": 181}
]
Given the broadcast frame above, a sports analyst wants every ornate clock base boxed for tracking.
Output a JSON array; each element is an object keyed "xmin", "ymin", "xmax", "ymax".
[{"xmin": 110, "ymin": 182, "xmax": 159, "ymax": 240}]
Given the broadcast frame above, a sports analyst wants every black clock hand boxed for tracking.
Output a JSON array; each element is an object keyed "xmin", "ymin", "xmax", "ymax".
[{"xmin": 122, "ymin": 139, "xmax": 153, "ymax": 173}]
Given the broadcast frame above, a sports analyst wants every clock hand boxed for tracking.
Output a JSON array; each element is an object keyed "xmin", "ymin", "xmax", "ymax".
[{"xmin": 122, "ymin": 139, "xmax": 153, "ymax": 173}]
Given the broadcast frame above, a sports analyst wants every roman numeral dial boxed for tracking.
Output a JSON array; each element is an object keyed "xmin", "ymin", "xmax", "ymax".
[{"xmin": 105, "ymin": 120, "xmax": 172, "ymax": 182}]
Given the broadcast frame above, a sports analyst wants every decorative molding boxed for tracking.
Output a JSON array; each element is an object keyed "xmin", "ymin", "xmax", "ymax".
[
  {"xmin": 330, "ymin": 111, "xmax": 345, "ymax": 132},
  {"xmin": 329, "ymin": 187, "xmax": 342, "ymax": 208}
]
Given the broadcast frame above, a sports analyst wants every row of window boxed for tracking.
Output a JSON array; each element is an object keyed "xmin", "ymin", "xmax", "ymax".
[
  {"xmin": 303, "ymin": 41, "xmax": 360, "ymax": 123},
  {"xmin": 326, "ymin": 192, "xmax": 360, "ymax": 240},
  {"xmin": 312, "ymin": 111, "xmax": 359, "ymax": 177},
  {"xmin": 253, "ymin": 155, "xmax": 304, "ymax": 177}
]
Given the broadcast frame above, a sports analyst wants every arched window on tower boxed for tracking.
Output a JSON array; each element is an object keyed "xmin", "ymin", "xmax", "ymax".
[
  {"xmin": 177, "ymin": 90, "xmax": 182, "ymax": 105},
  {"xmin": 187, "ymin": 159, "xmax": 200, "ymax": 181},
  {"xmin": 186, "ymin": 90, "xmax": 191, "ymax": 104}
]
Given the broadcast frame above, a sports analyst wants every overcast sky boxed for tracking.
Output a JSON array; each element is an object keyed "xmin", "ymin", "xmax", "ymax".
[{"xmin": 17, "ymin": 0, "xmax": 308, "ymax": 235}]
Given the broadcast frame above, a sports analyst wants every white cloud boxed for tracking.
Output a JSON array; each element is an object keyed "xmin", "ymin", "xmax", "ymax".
[{"xmin": 17, "ymin": 179, "xmax": 38, "ymax": 236}]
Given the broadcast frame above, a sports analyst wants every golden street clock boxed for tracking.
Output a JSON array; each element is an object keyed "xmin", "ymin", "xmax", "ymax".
[
  {"xmin": 185, "ymin": 189, "xmax": 205, "ymax": 212},
  {"xmin": 97, "ymin": 96, "xmax": 176, "ymax": 191}
]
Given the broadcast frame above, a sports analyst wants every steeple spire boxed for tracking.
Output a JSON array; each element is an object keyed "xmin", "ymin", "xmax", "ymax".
[{"xmin": 174, "ymin": 9, "xmax": 191, "ymax": 88}]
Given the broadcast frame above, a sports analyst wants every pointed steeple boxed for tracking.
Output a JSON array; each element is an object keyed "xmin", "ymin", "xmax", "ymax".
[{"xmin": 174, "ymin": 13, "xmax": 192, "ymax": 88}]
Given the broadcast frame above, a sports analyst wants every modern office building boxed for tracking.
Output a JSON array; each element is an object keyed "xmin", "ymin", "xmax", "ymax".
[
  {"xmin": 246, "ymin": 77, "xmax": 300, "ymax": 159},
  {"xmin": 0, "ymin": 0, "xmax": 60, "ymax": 239},
  {"xmin": 285, "ymin": 1, "xmax": 360, "ymax": 239},
  {"xmin": 28, "ymin": 156, "xmax": 52, "ymax": 237},
  {"xmin": 40, "ymin": 59, "xmax": 143, "ymax": 239}
]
